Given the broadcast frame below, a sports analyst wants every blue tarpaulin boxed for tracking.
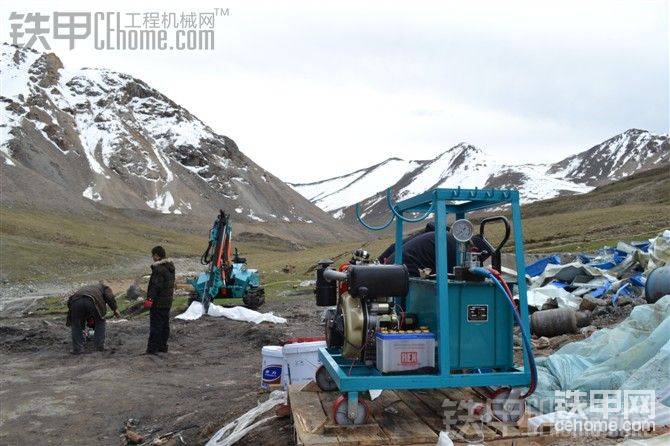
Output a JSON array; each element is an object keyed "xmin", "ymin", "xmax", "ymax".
[
  {"xmin": 527, "ymin": 255, "xmax": 562, "ymax": 277},
  {"xmin": 577, "ymin": 254, "xmax": 593, "ymax": 264},
  {"xmin": 591, "ymin": 260, "xmax": 617, "ymax": 269},
  {"xmin": 615, "ymin": 249, "xmax": 629, "ymax": 258},
  {"xmin": 590, "ymin": 282, "xmax": 612, "ymax": 298},
  {"xmin": 612, "ymin": 283, "xmax": 633, "ymax": 304},
  {"xmin": 549, "ymin": 280, "xmax": 569, "ymax": 289},
  {"xmin": 582, "ymin": 250, "xmax": 627, "ymax": 270},
  {"xmin": 629, "ymin": 274, "xmax": 646, "ymax": 287},
  {"xmin": 632, "ymin": 241, "xmax": 651, "ymax": 253}
]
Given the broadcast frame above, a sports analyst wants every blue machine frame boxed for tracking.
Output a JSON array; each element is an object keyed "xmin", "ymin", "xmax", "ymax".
[{"xmin": 318, "ymin": 187, "xmax": 532, "ymax": 396}]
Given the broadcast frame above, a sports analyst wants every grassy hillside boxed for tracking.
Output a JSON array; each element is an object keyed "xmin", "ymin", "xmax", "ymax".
[
  {"xmin": 518, "ymin": 165, "xmax": 669, "ymax": 252},
  {"xmin": 1, "ymin": 165, "xmax": 667, "ymax": 283},
  {"xmin": 0, "ymin": 205, "xmax": 303, "ymax": 282}
]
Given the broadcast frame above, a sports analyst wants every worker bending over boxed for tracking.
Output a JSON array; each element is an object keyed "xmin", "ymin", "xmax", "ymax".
[
  {"xmin": 146, "ymin": 246, "xmax": 175, "ymax": 354},
  {"xmin": 66, "ymin": 283, "xmax": 120, "ymax": 354},
  {"xmin": 380, "ymin": 227, "xmax": 491, "ymax": 277},
  {"xmin": 378, "ymin": 222, "xmax": 435, "ymax": 264},
  {"xmin": 381, "ymin": 231, "xmax": 457, "ymax": 277}
]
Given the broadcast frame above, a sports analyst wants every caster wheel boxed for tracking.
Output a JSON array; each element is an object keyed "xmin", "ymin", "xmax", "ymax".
[
  {"xmin": 332, "ymin": 395, "xmax": 370, "ymax": 425},
  {"xmin": 489, "ymin": 388, "xmax": 525, "ymax": 423},
  {"xmin": 315, "ymin": 365, "xmax": 337, "ymax": 391}
]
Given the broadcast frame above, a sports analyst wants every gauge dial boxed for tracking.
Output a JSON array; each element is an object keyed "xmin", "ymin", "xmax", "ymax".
[{"xmin": 451, "ymin": 219, "xmax": 474, "ymax": 242}]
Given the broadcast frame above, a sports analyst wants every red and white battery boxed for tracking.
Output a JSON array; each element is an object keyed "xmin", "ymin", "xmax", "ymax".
[{"xmin": 375, "ymin": 331, "xmax": 435, "ymax": 373}]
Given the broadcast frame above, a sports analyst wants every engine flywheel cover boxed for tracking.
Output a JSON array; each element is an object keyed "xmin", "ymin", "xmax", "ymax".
[{"xmin": 340, "ymin": 292, "xmax": 365, "ymax": 359}]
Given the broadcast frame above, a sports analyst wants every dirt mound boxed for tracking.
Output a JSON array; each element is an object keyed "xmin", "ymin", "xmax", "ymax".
[{"xmin": 0, "ymin": 321, "xmax": 65, "ymax": 352}]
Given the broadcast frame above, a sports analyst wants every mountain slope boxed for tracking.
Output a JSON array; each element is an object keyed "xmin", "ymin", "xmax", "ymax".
[
  {"xmin": 515, "ymin": 164, "xmax": 670, "ymax": 252},
  {"xmin": 0, "ymin": 43, "xmax": 355, "ymax": 242},
  {"xmin": 290, "ymin": 130, "xmax": 669, "ymax": 223},
  {"xmin": 547, "ymin": 129, "xmax": 668, "ymax": 185},
  {"xmin": 294, "ymin": 157, "xmax": 420, "ymax": 218}
]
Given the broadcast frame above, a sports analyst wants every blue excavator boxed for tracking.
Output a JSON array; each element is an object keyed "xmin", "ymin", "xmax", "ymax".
[{"xmin": 188, "ymin": 210, "xmax": 265, "ymax": 311}]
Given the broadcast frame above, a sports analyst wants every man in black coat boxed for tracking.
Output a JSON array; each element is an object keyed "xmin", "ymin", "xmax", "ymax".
[
  {"xmin": 393, "ymin": 231, "xmax": 458, "ymax": 277},
  {"xmin": 377, "ymin": 221, "xmax": 435, "ymax": 264},
  {"xmin": 66, "ymin": 283, "xmax": 121, "ymax": 354},
  {"xmin": 146, "ymin": 246, "xmax": 175, "ymax": 354},
  {"xmin": 379, "ymin": 225, "xmax": 492, "ymax": 277}
]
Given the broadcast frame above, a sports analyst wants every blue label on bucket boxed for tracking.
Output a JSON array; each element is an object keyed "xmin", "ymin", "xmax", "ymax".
[{"xmin": 262, "ymin": 365, "xmax": 282, "ymax": 383}]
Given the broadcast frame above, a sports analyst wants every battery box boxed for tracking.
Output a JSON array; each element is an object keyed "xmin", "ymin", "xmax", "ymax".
[{"xmin": 375, "ymin": 331, "xmax": 436, "ymax": 373}]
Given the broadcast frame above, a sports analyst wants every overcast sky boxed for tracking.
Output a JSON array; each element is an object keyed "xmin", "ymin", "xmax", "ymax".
[{"xmin": 2, "ymin": 0, "xmax": 668, "ymax": 182}]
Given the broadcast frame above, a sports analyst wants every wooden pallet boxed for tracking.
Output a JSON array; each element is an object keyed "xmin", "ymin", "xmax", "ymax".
[{"xmin": 289, "ymin": 383, "xmax": 555, "ymax": 446}]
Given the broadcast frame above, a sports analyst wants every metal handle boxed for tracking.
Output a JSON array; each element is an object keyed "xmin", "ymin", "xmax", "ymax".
[{"xmin": 479, "ymin": 216, "xmax": 511, "ymax": 271}]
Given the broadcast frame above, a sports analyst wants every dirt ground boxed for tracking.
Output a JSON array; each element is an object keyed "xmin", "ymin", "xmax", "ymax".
[
  {"xmin": 0, "ymin": 274, "xmax": 638, "ymax": 446},
  {"xmin": 0, "ymin": 291, "xmax": 322, "ymax": 446}
]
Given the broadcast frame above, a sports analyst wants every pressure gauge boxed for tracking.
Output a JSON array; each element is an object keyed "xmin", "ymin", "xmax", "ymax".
[{"xmin": 451, "ymin": 219, "xmax": 474, "ymax": 242}]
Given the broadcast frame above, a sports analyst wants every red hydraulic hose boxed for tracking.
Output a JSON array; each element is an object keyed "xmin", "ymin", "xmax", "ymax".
[{"xmin": 488, "ymin": 268, "xmax": 513, "ymax": 298}]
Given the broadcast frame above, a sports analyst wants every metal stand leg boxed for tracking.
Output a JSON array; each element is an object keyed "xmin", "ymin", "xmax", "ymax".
[{"xmin": 347, "ymin": 392, "xmax": 359, "ymax": 422}]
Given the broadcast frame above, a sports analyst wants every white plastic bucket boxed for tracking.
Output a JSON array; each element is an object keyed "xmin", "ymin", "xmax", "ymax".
[
  {"xmin": 282, "ymin": 340, "xmax": 326, "ymax": 388},
  {"xmin": 261, "ymin": 345, "xmax": 284, "ymax": 389}
]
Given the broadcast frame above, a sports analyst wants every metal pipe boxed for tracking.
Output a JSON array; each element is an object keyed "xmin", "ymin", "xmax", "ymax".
[
  {"xmin": 646, "ymin": 266, "xmax": 670, "ymax": 304},
  {"xmin": 530, "ymin": 308, "xmax": 578, "ymax": 337},
  {"xmin": 323, "ymin": 269, "xmax": 347, "ymax": 282},
  {"xmin": 511, "ymin": 191, "xmax": 533, "ymax": 390}
]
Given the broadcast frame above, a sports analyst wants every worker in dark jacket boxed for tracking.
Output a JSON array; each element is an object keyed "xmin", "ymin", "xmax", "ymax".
[
  {"xmin": 395, "ymin": 231, "xmax": 458, "ymax": 277},
  {"xmin": 66, "ymin": 283, "xmax": 120, "ymax": 354},
  {"xmin": 378, "ymin": 221, "xmax": 435, "ymax": 264},
  {"xmin": 146, "ymin": 246, "xmax": 175, "ymax": 354}
]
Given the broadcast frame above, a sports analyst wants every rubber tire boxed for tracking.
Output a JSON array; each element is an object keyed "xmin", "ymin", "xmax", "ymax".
[
  {"xmin": 489, "ymin": 388, "xmax": 525, "ymax": 423},
  {"xmin": 332, "ymin": 395, "xmax": 370, "ymax": 426},
  {"xmin": 315, "ymin": 365, "xmax": 338, "ymax": 392}
]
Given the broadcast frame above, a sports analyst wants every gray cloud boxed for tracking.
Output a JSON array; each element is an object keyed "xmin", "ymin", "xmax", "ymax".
[{"xmin": 1, "ymin": 0, "xmax": 667, "ymax": 181}]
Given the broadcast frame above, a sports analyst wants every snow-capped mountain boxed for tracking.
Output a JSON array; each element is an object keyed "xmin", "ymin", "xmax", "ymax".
[
  {"xmin": 0, "ymin": 44, "xmax": 348, "ymax": 237},
  {"xmin": 547, "ymin": 129, "xmax": 668, "ymax": 185},
  {"xmin": 290, "ymin": 130, "xmax": 668, "ymax": 220}
]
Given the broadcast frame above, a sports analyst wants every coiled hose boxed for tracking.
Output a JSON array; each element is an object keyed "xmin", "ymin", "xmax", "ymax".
[{"xmin": 470, "ymin": 266, "xmax": 537, "ymax": 398}]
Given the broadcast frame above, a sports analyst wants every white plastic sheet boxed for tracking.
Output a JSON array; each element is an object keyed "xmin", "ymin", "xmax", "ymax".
[
  {"xmin": 176, "ymin": 301, "xmax": 287, "ymax": 324},
  {"xmin": 206, "ymin": 390, "xmax": 286, "ymax": 446},
  {"xmin": 532, "ymin": 262, "xmax": 615, "ymax": 288},
  {"xmin": 436, "ymin": 431, "xmax": 455, "ymax": 446},
  {"xmin": 522, "ymin": 285, "xmax": 582, "ymax": 310},
  {"xmin": 528, "ymin": 295, "xmax": 670, "ymax": 412},
  {"xmin": 650, "ymin": 230, "xmax": 670, "ymax": 266},
  {"xmin": 369, "ymin": 389, "xmax": 382, "ymax": 400}
]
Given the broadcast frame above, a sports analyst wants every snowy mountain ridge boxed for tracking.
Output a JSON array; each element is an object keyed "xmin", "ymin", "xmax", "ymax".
[
  {"xmin": 290, "ymin": 130, "xmax": 669, "ymax": 220},
  {"xmin": 0, "ymin": 43, "xmax": 345, "ymax": 236}
]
